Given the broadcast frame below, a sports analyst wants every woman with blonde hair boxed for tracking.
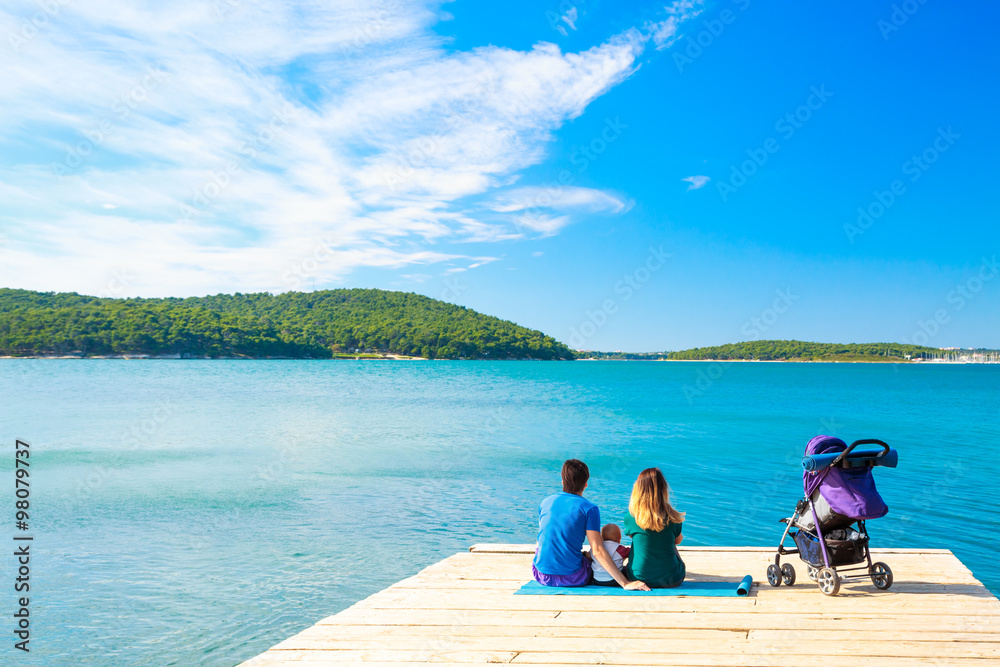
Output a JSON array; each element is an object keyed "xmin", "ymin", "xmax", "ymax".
[{"xmin": 623, "ymin": 467, "xmax": 686, "ymax": 588}]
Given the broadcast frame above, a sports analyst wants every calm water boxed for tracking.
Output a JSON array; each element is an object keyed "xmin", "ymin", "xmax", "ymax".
[{"xmin": 0, "ymin": 360, "xmax": 997, "ymax": 665}]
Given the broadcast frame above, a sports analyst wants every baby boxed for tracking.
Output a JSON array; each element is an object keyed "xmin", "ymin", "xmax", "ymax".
[{"xmin": 591, "ymin": 523, "xmax": 630, "ymax": 585}]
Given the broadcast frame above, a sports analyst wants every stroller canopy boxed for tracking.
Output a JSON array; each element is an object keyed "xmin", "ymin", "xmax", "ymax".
[{"xmin": 803, "ymin": 436, "xmax": 888, "ymax": 521}]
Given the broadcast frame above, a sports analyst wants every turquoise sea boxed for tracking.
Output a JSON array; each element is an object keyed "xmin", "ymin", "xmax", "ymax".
[{"xmin": 0, "ymin": 360, "xmax": 997, "ymax": 665}]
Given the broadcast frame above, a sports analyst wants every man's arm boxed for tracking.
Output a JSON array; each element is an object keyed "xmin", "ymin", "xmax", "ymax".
[{"xmin": 586, "ymin": 530, "xmax": 650, "ymax": 591}]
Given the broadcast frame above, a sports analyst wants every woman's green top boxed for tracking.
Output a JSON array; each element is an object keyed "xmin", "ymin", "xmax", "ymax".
[{"xmin": 623, "ymin": 512, "xmax": 685, "ymax": 587}]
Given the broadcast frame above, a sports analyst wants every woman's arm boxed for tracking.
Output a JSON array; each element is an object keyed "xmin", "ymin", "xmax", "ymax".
[
  {"xmin": 675, "ymin": 524, "xmax": 683, "ymax": 545},
  {"xmin": 587, "ymin": 530, "xmax": 650, "ymax": 591}
]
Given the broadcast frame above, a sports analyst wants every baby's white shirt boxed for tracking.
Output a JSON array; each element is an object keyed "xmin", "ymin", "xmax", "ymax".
[{"xmin": 591, "ymin": 540, "xmax": 627, "ymax": 582}]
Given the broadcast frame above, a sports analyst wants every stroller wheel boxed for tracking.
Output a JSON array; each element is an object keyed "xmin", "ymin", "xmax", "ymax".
[
  {"xmin": 807, "ymin": 565, "xmax": 818, "ymax": 581},
  {"xmin": 870, "ymin": 561, "xmax": 893, "ymax": 590},
  {"xmin": 766, "ymin": 564, "xmax": 782, "ymax": 587},
  {"xmin": 817, "ymin": 567, "xmax": 840, "ymax": 596},
  {"xmin": 780, "ymin": 563, "xmax": 796, "ymax": 586}
]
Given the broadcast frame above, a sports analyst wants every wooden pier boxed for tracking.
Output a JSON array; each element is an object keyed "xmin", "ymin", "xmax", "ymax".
[{"xmin": 239, "ymin": 545, "xmax": 1000, "ymax": 666}]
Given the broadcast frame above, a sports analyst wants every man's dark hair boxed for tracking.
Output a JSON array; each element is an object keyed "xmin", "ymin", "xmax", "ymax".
[{"xmin": 562, "ymin": 459, "xmax": 590, "ymax": 494}]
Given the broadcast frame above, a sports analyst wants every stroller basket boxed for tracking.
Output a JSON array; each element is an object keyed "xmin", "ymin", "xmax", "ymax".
[{"xmin": 793, "ymin": 530, "xmax": 868, "ymax": 568}]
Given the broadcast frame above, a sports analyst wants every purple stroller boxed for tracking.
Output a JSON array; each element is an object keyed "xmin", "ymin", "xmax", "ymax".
[{"xmin": 768, "ymin": 436, "xmax": 898, "ymax": 596}]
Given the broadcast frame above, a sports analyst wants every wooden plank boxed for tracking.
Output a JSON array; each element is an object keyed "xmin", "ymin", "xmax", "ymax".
[
  {"xmin": 423, "ymin": 564, "xmax": 976, "ymax": 579},
  {"xmin": 278, "ymin": 624, "xmax": 749, "ymax": 641},
  {"xmin": 319, "ymin": 609, "xmax": 560, "ymax": 626},
  {"xmin": 396, "ymin": 567, "xmax": 983, "ymax": 585},
  {"xmin": 239, "ymin": 648, "xmax": 516, "ymax": 663},
  {"xmin": 468, "ymin": 544, "xmax": 954, "ymax": 555},
  {"xmin": 510, "ymin": 654, "xmax": 999, "ymax": 666},
  {"xmin": 419, "ymin": 559, "xmax": 978, "ymax": 577},
  {"xmin": 748, "ymin": 628, "xmax": 1000, "ymax": 642},
  {"xmin": 272, "ymin": 622, "xmax": 1000, "ymax": 643},
  {"xmin": 385, "ymin": 578, "xmax": 994, "ymax": 602},
  {"xmin": 355, "ymin": 587, "xmax": 999, "ymax": 614},
  {"xmin": 451, "ymin": 553, "xmax": 971, "ymax": 571},
  {"xmin": 435, "ymin": 552, "xmax": 979, "ymax": 584},
  {"xmin": 268, "ymin": 635, "xmax": 1000, "ymax": 658},
  {"xmin": 469, "ymin": 543, "xmax": 535, "ymax": 553},
  {"xmin": 457, "ymin": 550, "xmax": 966, "ymax": 565},
  {"xmin": 486, "ymin": 550, "xmax": 960, "ymax": 561},
  {"xmin": 357, "ymin": 591, "xmax": 759, "ymax": 612},
  {"xmin": 243, "ymin": 647, "xmax": 1000, "ymax": 666},
  {"xmin": 321, "ymin": 608, "xmax": 1000, "ymax": 632}
]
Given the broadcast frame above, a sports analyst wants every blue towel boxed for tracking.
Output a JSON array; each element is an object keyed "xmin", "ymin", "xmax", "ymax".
[{"xmin": 514, "ymin": 575, "xmax": 753, "ymax": 597}]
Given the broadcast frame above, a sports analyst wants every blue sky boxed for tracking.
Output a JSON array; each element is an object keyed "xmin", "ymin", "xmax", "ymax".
[{"xmin": 1, "ymin": 0, "xmax": 997, "ymax": 350}]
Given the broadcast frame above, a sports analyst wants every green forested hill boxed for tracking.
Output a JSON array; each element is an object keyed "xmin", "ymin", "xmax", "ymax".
[
  {"xmin": 667, "ymin": 340, "xmax": 945, "ymax": 362},
  {"xmin": 0, "ymin": 288, "xmax": 574, "ymax": 359}
]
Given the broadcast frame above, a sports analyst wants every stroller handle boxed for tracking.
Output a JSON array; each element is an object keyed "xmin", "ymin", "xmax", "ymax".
[{"xmin": 831, "ymin": 439, "xmax": 890, "ymax": 466}]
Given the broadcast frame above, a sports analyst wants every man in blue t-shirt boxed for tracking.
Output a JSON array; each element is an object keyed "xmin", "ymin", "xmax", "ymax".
[{"xmin": 532, "ymin": 459, "xmax": 650, "ymax": 590}]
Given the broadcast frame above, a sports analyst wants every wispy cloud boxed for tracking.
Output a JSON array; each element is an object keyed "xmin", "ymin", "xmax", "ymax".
[
  {"xmin": 440, "ymin": 258, "xmax": 496, "ymax": 275},
  {"xmin": 556, "ymin": 7, "xmax": 579, "ymax": 36},
  {"xmin": 0, "ymin": 1, "xmax": 699, "ymax": 296},
  {"xmin": 489, "ymin": 186, "xmax": 629, "ymax": 214},
  {"xmin": 488, "ymin": 186, "xmax": 631, "ymax": 237},
  {"xmin": 512, "ymin": 214, "xmax": 572, "ymax": 236},
  {"xmin": 647, "ymin": 0, "xmax": 705, "ymax": 50},
  {"xmin": 682, "ymin": 175, "xmax": 710, "ymax": 190}
]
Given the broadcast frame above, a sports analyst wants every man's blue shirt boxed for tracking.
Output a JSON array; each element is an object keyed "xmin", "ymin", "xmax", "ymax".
[{"xmin": 533, "ymin": 492, "xmax": 601, "ymax": 575}]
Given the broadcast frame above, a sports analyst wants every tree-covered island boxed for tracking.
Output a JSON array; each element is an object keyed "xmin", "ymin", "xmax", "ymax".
[
  {"xmin": 0, "ymin": 288, "xmax": 574, "ymax": 360},
  {"xmin": 664, "ymin": 340, "xmax": 974, "ymax": 362},
  {"xmin": 578, "ymin": 341, "xmax": 991, "ymax": 362}
]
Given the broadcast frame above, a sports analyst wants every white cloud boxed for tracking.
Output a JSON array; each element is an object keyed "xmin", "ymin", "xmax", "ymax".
[
  {"xmin": 0, "ymin": 1, "xmax": 698, "ymax": 296},
  {"xmin": 441, "ymin": 258, "xmax": 497, "ymax": 275},
  {"xmin": 489, "ymin": 186, "xmax": 629, "ymax": 214},
  {"xmin": 648, "ymin": 0, "xmax": 704, "ymax": 50},
  {"xmin": 488, "ymin": 186, "xmax": 630, "ymax": 237},
  {"xmin": 514, "ymin": 214, "xmax": 572, "ymax": 236},
  {"xmin": 682, "ymin": 175, "xmax": 710, "ymax": 190},
  {"xmin": 563, "ymin": 7, "xmax": 579, "ymax": 31}
]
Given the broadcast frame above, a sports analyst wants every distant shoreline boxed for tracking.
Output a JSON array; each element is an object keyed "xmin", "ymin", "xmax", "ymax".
[
  {"xmin": 1, "ymin": 355, "xmax": 992, "ymax": 365},
  {"xmin": 641, "ymin": 358, "xmax": 989, "ymax": 364},
  {"xmin": 579, "ymin": 358, "xmax": 989, "ymax": 364},
  {"xmin": 0, "ymin": 354, "xmax": 427, "ymax": 361}
]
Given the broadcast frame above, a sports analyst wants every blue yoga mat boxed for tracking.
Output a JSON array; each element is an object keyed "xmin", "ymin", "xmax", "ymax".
[
  {"xmin": 802, "ymin": 448, "xmax": 898, "ymax": 472},
  {"xmin": 515, "ymin": 575, "xmax": 754, "ymax": 597}
]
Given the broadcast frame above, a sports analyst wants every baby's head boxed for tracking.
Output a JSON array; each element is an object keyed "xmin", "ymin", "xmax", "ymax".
[{"xmin": 601, "ymin": 523, "xmax": 622, "ymax": 543}]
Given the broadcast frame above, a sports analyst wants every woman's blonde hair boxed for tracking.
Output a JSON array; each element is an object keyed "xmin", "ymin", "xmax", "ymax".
[{"xmin": 629, "ymin": 467, "xmax": 685, "ymax": 532}]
